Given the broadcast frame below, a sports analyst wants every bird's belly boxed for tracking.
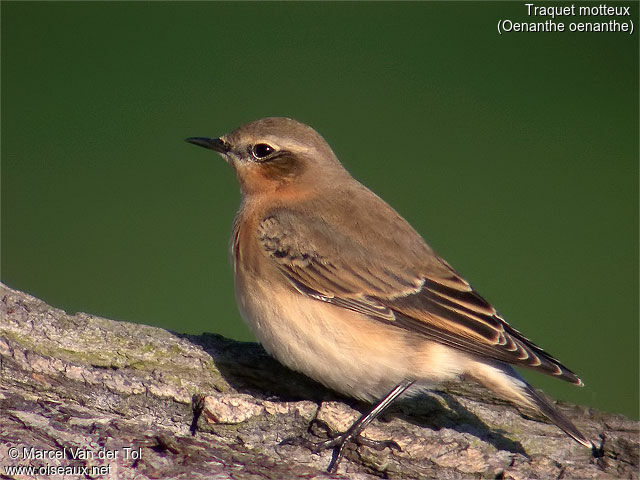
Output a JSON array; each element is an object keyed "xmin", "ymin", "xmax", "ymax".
[{"xmin": 233, "ymin": 271, "xmax": 413, "ymax": 402}]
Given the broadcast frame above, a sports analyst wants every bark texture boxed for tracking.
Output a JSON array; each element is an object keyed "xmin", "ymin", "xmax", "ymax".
[{"xmin": 0, "ymin": 282, "xmax": 638, "ymax": 479}]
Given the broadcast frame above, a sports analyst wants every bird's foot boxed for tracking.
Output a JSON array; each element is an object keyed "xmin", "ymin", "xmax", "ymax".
[{"xmin": 280, "ymin": 418, "xmax": 401, "ymax": 473}]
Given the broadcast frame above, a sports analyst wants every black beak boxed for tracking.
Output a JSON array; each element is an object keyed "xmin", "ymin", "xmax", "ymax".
[{"xmin": 185, "ymin": 137, "xmax": 230, "ymax": 154}]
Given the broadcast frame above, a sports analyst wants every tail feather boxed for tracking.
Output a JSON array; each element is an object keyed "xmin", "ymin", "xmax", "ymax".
[
  {"xmin": 465, "ymin": 359, "xmax": 593, "ymax": 448},
  {"xmin": 522, "ymin": 382, "xmax": 593, "ymax": 448}
]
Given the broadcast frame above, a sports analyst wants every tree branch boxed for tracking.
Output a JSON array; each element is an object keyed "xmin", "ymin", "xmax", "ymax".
[{"xmin": 0, "ymin": 282, "xmax": 637, "ymax": 479}]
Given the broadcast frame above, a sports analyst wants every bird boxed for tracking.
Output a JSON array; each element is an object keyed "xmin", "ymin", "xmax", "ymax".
[{"xmin": 185, "ymin": 117, "xmax": 593, "ymax": 472}]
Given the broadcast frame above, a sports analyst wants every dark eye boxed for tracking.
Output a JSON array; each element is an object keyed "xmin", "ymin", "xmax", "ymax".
[{"xmin": 252, "ymin": 143, "xmax": 275, "ymax": 160}]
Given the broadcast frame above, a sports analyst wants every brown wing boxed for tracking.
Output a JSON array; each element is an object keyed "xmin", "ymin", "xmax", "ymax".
[
  {"xmin": 387, "ymin": 275, "xmax": 583, "ymax": 384},
  {"xmin": 258, "ymin": 208, "xmax": 583, "ymax": 385}
]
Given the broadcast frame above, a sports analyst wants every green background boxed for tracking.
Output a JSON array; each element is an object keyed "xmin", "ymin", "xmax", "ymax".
[{"xmin": 2, "ymin": 2, "xmax": 638, "ymax": 420}]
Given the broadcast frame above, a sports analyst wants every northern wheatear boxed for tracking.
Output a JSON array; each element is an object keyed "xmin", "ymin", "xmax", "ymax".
[{"xmin": 186, "ymin": 117, "xmax": 592, "ymax": 472}]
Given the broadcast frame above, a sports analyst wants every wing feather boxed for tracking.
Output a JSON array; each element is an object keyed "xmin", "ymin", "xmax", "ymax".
[{"xmin": 258, "ymin": 209, "xmax": 582, "ymax": 385}]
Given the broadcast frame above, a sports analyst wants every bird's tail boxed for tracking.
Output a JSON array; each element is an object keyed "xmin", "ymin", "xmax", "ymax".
[
  {"xmin": 520, "ymin": 380, "xmax": 592, "ymax": 448},
  {"xmin": 465, "ymin": 359, "xmax": 593, "ymax": 448}
]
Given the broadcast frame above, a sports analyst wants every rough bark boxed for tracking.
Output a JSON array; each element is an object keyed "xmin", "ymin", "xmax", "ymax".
[{"xmin": 0, "ymin": 282, "xmax": 637, "ymax": 479}]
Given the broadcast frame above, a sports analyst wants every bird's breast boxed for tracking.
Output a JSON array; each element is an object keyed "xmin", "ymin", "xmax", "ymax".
[{"xmin": 229, "ymin": 211, "xmax": 412, "ymax": 401}]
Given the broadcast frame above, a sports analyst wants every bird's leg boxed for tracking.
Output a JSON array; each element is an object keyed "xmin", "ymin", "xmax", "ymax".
[{"xmin": 283, "ymin": 379, "xmax": 414, "ymax": 473}]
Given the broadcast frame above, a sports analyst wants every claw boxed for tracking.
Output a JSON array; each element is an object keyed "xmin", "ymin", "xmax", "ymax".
[
  {"xmin": 282, "ymin": 422, "xmax": 400, "ymax": 473},
  {"xmin": 279, "ymin": 436, "xmax": 313, "ymax": 448},
  {"xmin": 356, "ymin": 436, "xmax": 402, "ymax": 452},
  {"xmin": 282, "ymin": 380, "xmax": 415, "ymax": 473}
]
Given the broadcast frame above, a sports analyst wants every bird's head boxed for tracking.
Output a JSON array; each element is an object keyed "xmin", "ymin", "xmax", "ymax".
[{"xmin": 186, "ymin": 117, "xmax": 349, "ymax": 197}]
